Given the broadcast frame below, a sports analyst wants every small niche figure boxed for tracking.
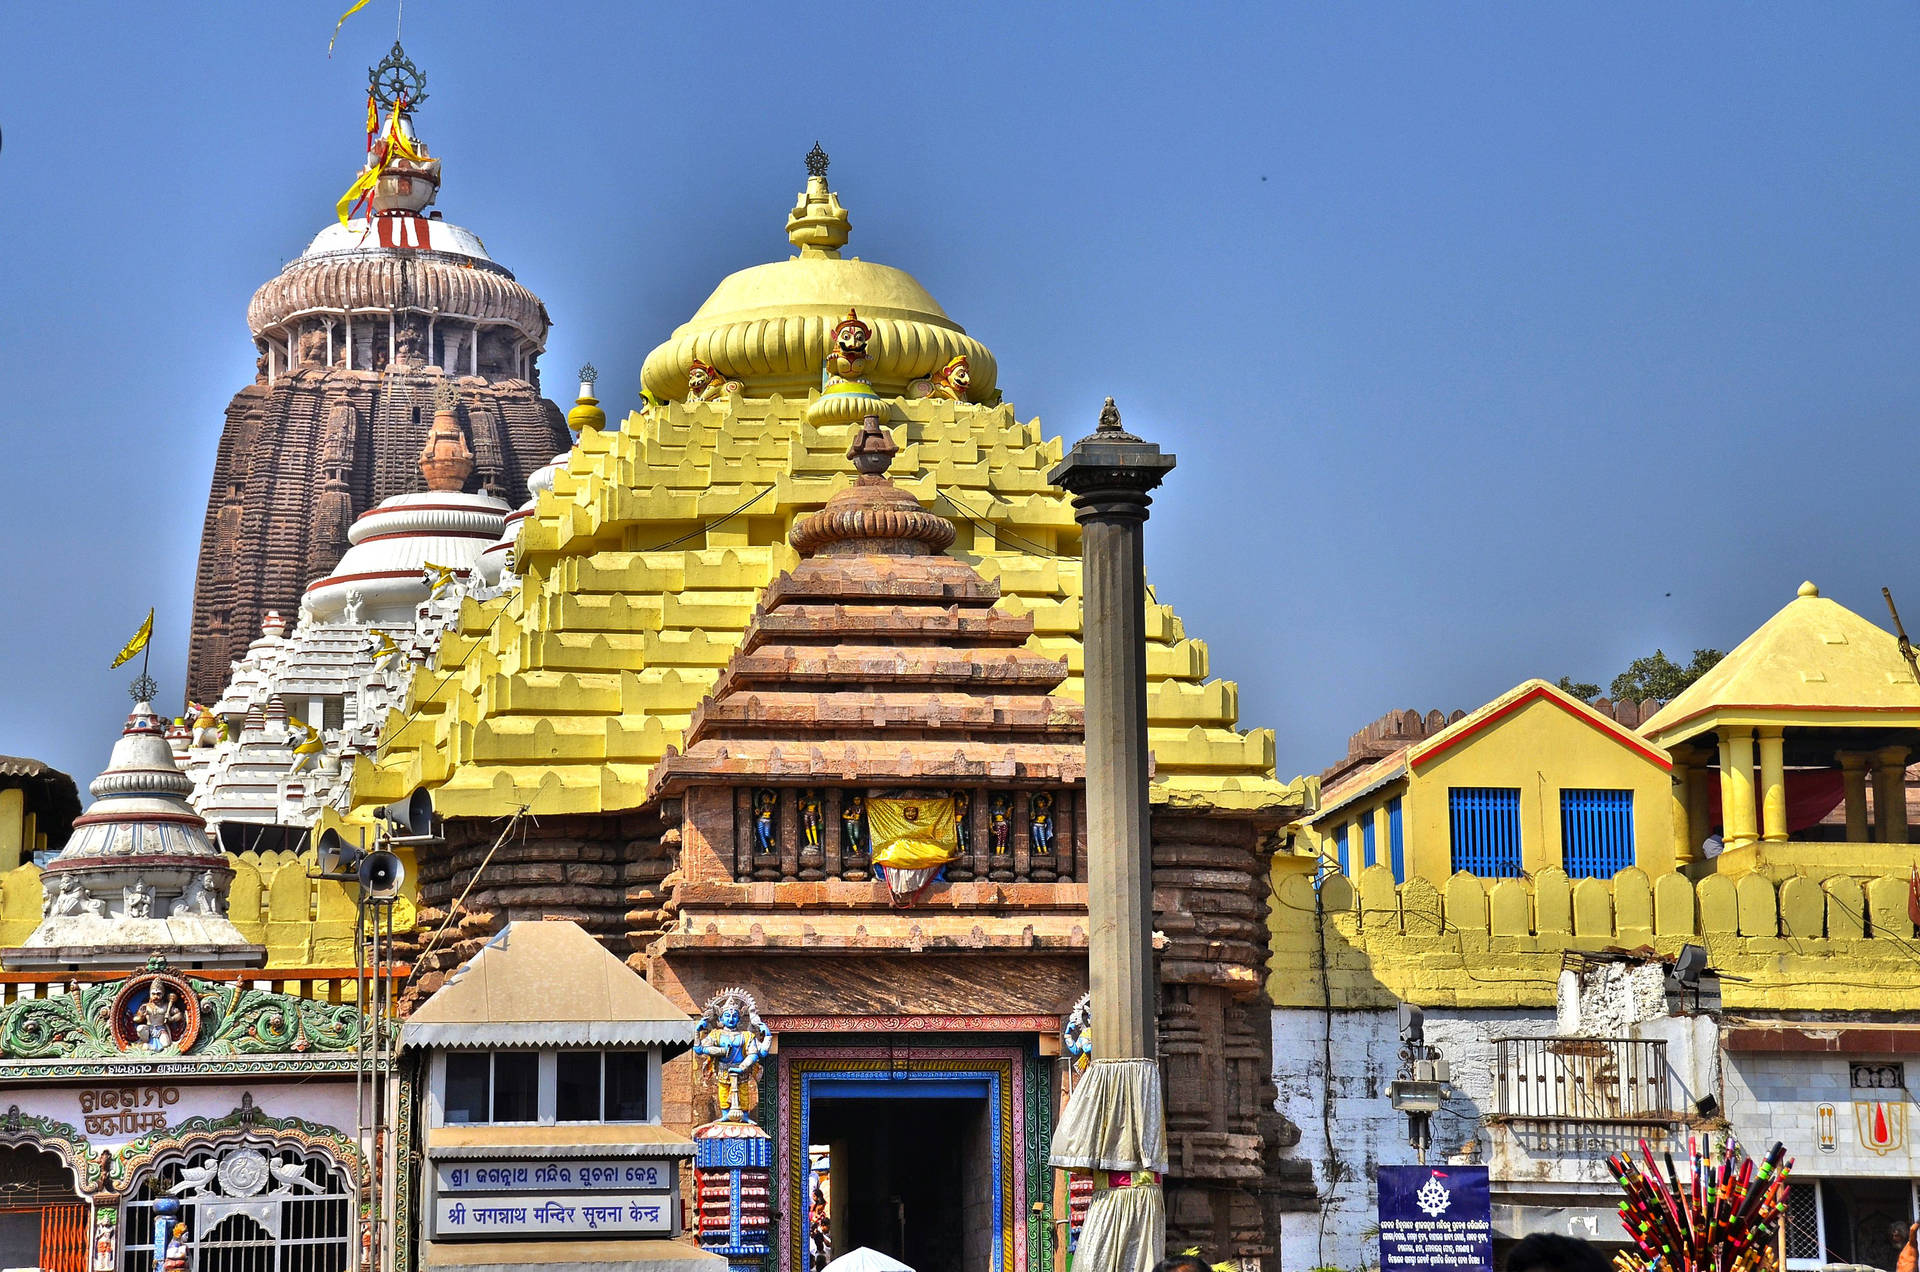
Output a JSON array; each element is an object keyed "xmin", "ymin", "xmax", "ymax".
[
  {"xmin": 161, "ymin": 1223, "xmax": 189, "ymax": 1272},
  {"xmin": 800, "ymin": 792, "xmax": 824, "ymax": 849},
  {"xmin": 989, "ymin": 794, "xmax": 1012, "ymax": 854},
  {"xmin": 952, "ymin": 791, "xmax": 971, "ymax": 851},
  {"xmin": 841, "ymin": 794, "xmax": 867, "ymax": 853},
  {"xmin": 753, "ymin": 790, "xmax": 778, "ymax": 854},
  {"xmin": 1030, "ymin": 792, "xmax": 1056, "ymax": 853}
]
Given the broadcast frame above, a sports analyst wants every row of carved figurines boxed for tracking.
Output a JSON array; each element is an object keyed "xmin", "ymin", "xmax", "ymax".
[
  {"xmin": 670, "ymin": 309, "xmax": 977, "ymax": 406},
  {"xmin": 749, "ymin": 789, "xmax": 1056, "ymax": 855},
  {"xmin": 42, "ymin": 870, "xmax": 225, "ymax": 920}
]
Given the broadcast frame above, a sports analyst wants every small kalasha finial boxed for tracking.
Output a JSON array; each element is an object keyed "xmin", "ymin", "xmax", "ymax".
[
  {"xmin": 1098, "ymin": 397, "xmax": 1122, "ymax": 432},
  {"xmin": 806, "ymin": 142, "xmax": 830, "ymax": 180},
  {"xmin": 578, "ymin": 363, "xmax": 598, "ymax": 387},
  {"xmin": 847, "ymin": 416, "xmax": 897, "ymax": 478}
]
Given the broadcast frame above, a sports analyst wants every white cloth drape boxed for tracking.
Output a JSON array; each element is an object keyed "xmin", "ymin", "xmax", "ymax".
[
  {"xmin": 1049, "ymin": 1057, "xmax": 1169, "ymax": 1272},
  {"xmin": 1049, "ymin": 1057, "xmax": 1168, "ymax": 1172}
]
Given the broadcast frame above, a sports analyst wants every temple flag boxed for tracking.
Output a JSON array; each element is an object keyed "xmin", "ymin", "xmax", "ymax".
[
  {"xmin": 867, "ymin": 796, "xmax": 960, "ymax": 871},
  {"xmin": 328, "ymin": 0, "xmax": 375, "ymax": 55},
  {"xmin": 364, "ymin": 92, "xmax": 378, "ymax": 151},
  {"xmin": 109, "ymin": 609, "xmax": 154, "ymax": 669},
  {"xmin": 335, "ymin": 164, "xmax": 380, "ymax": 226}
]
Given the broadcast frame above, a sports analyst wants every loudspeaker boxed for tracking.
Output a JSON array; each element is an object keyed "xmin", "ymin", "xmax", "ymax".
[
  {"xmin": 379, "ymin": 789, "xmax": 434, "ymax": 838},
  {"xmin": 358, "ymin": 851, "xmax": 405, "ymax": 900},
  {"xmin": 1399, "ymin": 1003, "xmax": 1425, "ymax": 1044},
  {"xmin": 315, "ymin": 828, "xmax": 365, "ymax": 877}
]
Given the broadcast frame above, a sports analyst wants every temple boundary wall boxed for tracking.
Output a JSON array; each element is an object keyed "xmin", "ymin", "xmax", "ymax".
[{"xmin": 1268, "ymin": 858, "xmax": 1920, "ymax": 1012}]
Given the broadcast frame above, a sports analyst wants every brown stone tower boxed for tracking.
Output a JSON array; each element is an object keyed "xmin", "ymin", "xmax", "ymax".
[{"xmin": 184, "ymin": 43, "xmax": 569, "ymax": 706}]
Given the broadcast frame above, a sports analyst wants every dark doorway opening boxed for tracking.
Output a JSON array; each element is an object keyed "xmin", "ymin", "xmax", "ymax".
[
  {"xmin": 810, "ymin": 1097, "xmax": 990, "ymax": 1272},
  {"xmin": 0, "ymin": 1144, "xmax": 86, "ymax": 1272}
]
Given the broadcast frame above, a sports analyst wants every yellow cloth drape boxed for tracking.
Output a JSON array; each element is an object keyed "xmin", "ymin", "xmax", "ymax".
[{"xmin": 867, "ymin": 796, "xmax": 959, "ymax": 871}]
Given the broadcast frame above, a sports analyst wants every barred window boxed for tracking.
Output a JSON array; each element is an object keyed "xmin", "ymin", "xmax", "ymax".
[{"xmin": 1449, "ymin": 787, "xmax": 1522, "ymax": 877}]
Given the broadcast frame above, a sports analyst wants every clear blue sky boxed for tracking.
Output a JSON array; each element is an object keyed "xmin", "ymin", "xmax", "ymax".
[{"xmin": 2, "ymin": 3, "xmax": 1916, "ymax": 788}]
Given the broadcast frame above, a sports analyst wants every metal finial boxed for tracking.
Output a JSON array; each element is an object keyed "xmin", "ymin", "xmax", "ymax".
[
  {"xmin": 432, "ymin": 380, "xmax": 457, "ymax": 412},
  {"xmin": 370, "ymin": 41, "xmax": 427, "ymax": 114},
  {"xmin": 805, "ymin": 142, "xmax": 830, "ymax": 180},
  {"xmin": 578, "ymin": 363, "xmax": 598, "ymax": 387},
  {"xmin": 128, "ymin": 673, "xmax": 158, "ymax": 704},
  {"xmin": 1097, "ymin": 397, "xmax": 1122, "ymax": 432}
]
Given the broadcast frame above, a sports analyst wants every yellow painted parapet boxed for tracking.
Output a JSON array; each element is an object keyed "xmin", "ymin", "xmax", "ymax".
[
  {"xmin": 1268, "ymin": 855, "xmax": 1920, "ymax": 1012},
  {"xmin": 0, "ymin": 854, "xmax": 417, "ymax": 970},
  {"xmin": 356, "ymin": 392, "xmax": 1291, "ymax": 820}
]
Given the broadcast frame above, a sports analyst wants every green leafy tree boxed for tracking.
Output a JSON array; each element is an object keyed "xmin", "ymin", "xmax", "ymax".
[
  {"xmin": 1608, "ymin": 648, "xmax": 1725, "ymax": 701},
  {"xmin": 1556, "ymin": 676, "xmax": 1602, "ymax": 700}
]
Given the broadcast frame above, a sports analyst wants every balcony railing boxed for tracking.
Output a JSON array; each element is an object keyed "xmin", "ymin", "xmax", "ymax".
[{"xmin": 1493, "ymin": 1036, "xmax": 1676, "ymax": 1123}]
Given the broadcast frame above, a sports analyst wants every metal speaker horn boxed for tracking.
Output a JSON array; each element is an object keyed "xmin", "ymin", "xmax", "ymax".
[
  {"xmin": 358, "ymin": 850, "xmax": 405, "ymax": 900},
  {"xmin": 315, "ymin": 828, "xmax": 366, "ymax": 878},
  {"xmin": 379, "ymin": 789, "xmax": 434, "ymax": 838}
]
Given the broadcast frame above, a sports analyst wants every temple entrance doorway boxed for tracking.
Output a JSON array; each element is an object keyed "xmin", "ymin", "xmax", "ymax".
[
  {"xmin": 0, "ymin": 1144, "xmax": 87, "ymax": 1272},
  {"xmin": 810, "ymin": 1095, "xmax": 991, "ymax": 1272}
]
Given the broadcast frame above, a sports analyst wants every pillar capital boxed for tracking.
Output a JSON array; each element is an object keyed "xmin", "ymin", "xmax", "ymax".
[
  {"xmin": 1047, "ymin": 398, "xmax": 1177, "ymax": 525},
  {"xmin": 1756, "ymin": 724, "xmax": 1785, "ymax": 740},
  {"xmin": 1873, "ymin": 744, "xmax": 1911, "ymax": 769},
  {"xmin": 1838, "ymin": 750, "xmax": 1871, "ymax": 773}
]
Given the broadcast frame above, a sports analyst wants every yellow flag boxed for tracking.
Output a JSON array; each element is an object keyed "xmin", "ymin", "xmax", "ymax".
[
  {"xmin": 109, "ymin": 609, "xmax": 154, "ymax": 669},
  {"xmin": 868, "ymin": 796, "xmax": 960, "ymax": 872},
  {"xmin": 335, "ymin": 164, "xmax": 380, "ymax": 226},
  {"xmin": 328, "ymin": 0, "xmax": 374, "ymax": 55}
]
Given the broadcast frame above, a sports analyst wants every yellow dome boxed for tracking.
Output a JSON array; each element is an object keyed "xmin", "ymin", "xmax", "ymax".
[{"xmin": 639, "ymin": 170, "xmax": 998, "ymax": 404}]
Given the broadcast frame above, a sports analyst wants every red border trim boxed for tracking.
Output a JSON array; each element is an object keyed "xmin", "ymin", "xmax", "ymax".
[
  {"xmin": 1410, "ymin": 685, "xmax": 1672, "ymax": 771},
  {"xmin": 305, "ymin": 567, "xmax": 468, "ymax": 592},
  {"xmin": 352, "ymin": 530, "xmax": 496, "ymax": 546},
  {"xmin": 352, "ymin": 502, "xmax": 502, "ymax": 522},
  {"xmin": 765, "ymin": 1013, "xmax": 1061, "ymax": 1033}
]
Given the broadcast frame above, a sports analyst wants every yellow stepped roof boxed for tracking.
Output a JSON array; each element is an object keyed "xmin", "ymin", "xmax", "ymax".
[
  {"xmin": 353, "ymin": 395, "xmax": 1289, "ymax": 818},
  {"xmin": 1643, "ymin": 581, "xmax": 1920, "ymax": 746}
]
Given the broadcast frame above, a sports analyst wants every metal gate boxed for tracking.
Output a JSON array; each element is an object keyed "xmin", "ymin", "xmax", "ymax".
[{"xmin": 120, "ymin": 1147, "xmax": 352, "ymax": 1272}]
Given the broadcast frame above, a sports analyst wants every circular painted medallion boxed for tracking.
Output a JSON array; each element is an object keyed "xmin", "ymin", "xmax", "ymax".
[{"xmin": 109, "ymin": 972, "xmax": 202, "ymax": 1054}]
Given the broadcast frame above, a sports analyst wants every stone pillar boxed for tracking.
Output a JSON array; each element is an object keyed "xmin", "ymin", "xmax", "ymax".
[
  {"xmin": 1758, "ymin": 726, "xmax": 1788, "ymax": 844},
  {"xmin": 1685, "ymin": 758, "xmax": 1714, "ymax": 861},
  {"xmin": 1048, "ymin": 399, "xmax": 1175, "ymax": 1059},
  {"xmin": 1874, "ymin": 745, "xmax": 1910, "ymax": 843},
  {"xmin": 1719, "ymin": 728, "xmax": 1758, "ymax": 852},
  {"xmin": 1839, "ymin": 751, "xmax": 1872, "ymax": 842},
  {"xmin": 1047, "ymin": 399, "xmax": 1175, "ymax": 1272}
]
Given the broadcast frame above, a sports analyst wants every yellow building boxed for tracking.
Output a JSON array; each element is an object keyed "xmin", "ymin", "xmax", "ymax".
[
  {"xmin": 1267, "ymin": 584, "xmax": 1920, "ymax": 1271},
  {"xmin": 0, "ymin": 756, "xmax": 77, "ymax": 871},
  {"xmin": 1296, "ymin": 678, "xmax": 1676, "ymax": 885}
]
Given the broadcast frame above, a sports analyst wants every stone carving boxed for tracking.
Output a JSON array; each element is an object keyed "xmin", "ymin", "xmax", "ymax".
[
  {"xmin": 686, "ymin": 359, "xmax": 743, "ymax": 403},
  {"xmin": 952, "ymin": 791, "xmax": 971, "ymax": 853},
  {"xmin": 170, "ymin": 871, "xmax": 222, "ymax": 918},
  {"xmin": 1063, "ymin": 991, "xmax": 1093, "ymax": 1074},
  {"xmin": 0, "ymin": 962, "xmax": 364, "ymax": 1061},
  {"xmin": 805, "ymin": 309, "xmax": 885, "ymax": 427},
  {"xmin": 112, "ymin": 972, "xmax": 197, "ymax": 1054},
  {"xmin": 693, "ymin": 988, "xmax": 773, "ymax": 1122},
  {"xmin": 908, "ymin": 354, "xmax": 972, "ymax": 402},
  {"xmin": 989, "ymin": 794, "xmax": 1012, "ymax": 854},
  {"xmin": 287, "ymin": 717, "xmax": 323, "ymax": 776},
  {"xmin": 91, "ymin": 1209, "xmax": 115, "ymax": 1272},
  {"xmin": 342, "ymin": 590, "xmax": 365, "ymax": 624},
  {"xmin": 840, "ymin": 794, "xmax": 867, "ymax": 853},
  {"xmin": 124, "ymin": 882, "xmax": 155, "ymax": 920},
  {"xmin": 1030, "ymin": 792, "xmax": 1056, "ymax": 852},
  {"xmin": 752, "ymin": 790, "xmax": 778, "ymax": 854},
  {"xmin": 44, "ymin": 875, "xmax": 106, "ymax": 919},
  {"xmin": 799, "ymin": 792, "xmax": 823, "ymax": 848}
]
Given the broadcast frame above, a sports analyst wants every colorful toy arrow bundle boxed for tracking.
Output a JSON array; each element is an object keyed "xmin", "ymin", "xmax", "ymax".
[{"xmin": 1607, "ymin": 1135, "xmax": 1792, "ymax": 1272}]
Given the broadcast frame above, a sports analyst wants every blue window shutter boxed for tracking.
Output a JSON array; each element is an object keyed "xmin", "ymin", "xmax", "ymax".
[
  {"xmin": 1334, "ymin": 824, "xmax": 1349, "ymax": 876},
  {"xmin": 1387, "ymin": 797, "xmax": 1405, "ymax": 883},
  {"xmin": 1560, "ymin": 788, "xmax": 1634, "ymax": 878},
  {"xmin": 1362, "ymin": 816, "xmax": 1377, "ymax": 869},
  {"xmin": 1449, "ymin": 787, "xmax": 1522, "ymax": 877}
]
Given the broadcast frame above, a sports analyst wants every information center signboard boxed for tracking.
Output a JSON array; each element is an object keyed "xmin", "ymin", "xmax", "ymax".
[
  {"xmin": 1377, "ymin": 1164, "xmax": 1494, "ymax": 1272},
  {"xmin": 429, "ymin": 1158, "xmax": 674, "ymax": 1240}
]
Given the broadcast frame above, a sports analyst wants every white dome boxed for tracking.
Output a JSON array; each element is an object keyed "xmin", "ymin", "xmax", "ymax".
[{"xmin": 306, "ymin": 489, "xmax": 509, "ymax": 623}]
